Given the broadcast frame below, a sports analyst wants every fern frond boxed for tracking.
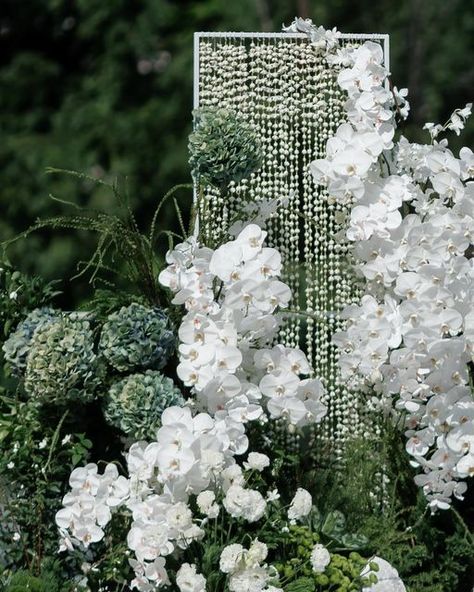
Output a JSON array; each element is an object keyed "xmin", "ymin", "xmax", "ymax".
[
  {"xmin": 45, "ymin": 166, "xmax": 113, "ymax": 189},
  {"xmin": 173, "ymin": 197, "xmax": 187, "ymax": 238},
  {"xmin": 149, "ymin": 183, "xmax": 193, "ymax": 245}
]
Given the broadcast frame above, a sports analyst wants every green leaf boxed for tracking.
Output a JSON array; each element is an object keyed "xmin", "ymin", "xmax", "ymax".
[
  {"xmin": 340, "ymin": 533, "xmax": 369, "ymax": 550},
  {"xmin": 321, "ymin": 510, "xmax": 346, "ymax": 538}
]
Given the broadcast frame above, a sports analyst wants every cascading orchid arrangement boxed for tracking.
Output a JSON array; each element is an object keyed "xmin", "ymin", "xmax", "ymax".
[
  {"xmin": 18, "ymin": 16, "xmax": 470, "ymax": 592},
  {"xmin": 158, "ymin": 224, "xmax": 327, "ymax": 428},
  {"xmin": 285, "ymin": 17, "xmax": 474, "ymax": 511},
  {"xmin": 54, "ymin": 226, "xmax": 343, "ymax": 591}
]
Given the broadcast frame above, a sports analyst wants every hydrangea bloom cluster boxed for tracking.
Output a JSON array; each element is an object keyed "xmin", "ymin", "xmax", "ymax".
[
  {"xmin": 2, "ymin": 306, "xmax": 59, "ymax": 375},
  {"xmin": 104, "ymin": 370, "xmax": 185, "ymax": 440},
  {"xmin": 292, "ymin": 18, "xmax": 474, "ymax": 509},
  {"xmin": 158, "ymin": 223, "xmax": 327, "ymax": 428},
  {"xmin": 24, "ymin": 315, "xmax": 102, "ymax": 405},
  {"xmin": 99, "ymin": 303, "xmax": 175, "ymax": 373},
  {"xmin": 189, "ymin": 107, "xmax": 262, "ymax": 191}
]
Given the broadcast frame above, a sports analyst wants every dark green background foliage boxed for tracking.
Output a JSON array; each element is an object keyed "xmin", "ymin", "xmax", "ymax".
[{"xmin": 1, "ymin": 0, "xmax": 473, "ymax": 305}]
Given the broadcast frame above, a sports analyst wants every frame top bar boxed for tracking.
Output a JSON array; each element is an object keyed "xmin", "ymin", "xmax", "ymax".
[{"xmin": 195, "ymin": 31, "xmax": 389, "ymax": 41}]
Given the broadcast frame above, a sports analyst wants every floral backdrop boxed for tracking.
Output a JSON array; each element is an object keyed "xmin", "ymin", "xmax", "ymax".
[{"xmin": 0, "ymin": 7, "xmax": 473, "ymax": 592}]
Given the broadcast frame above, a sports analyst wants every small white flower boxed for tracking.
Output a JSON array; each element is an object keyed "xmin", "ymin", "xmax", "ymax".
[
  {"xmin": 266, "ymin": 488, "xmax": 280, "ymax": 502},
  {"xmin": 38, "ymin": 438, "xmax": 48, "ymax": 450},
  {"xmin": 62, "ymin": 434, "xmax": 72, "ymax": 445},
  {"xmin": 12, "ymin": 532, "xmax": 20, "ymax": 542},
  {"xmin": 310, "ymin": 543, "xmax": 331, "ymax": 573},
  {"xmin": 9, "ymin": 290, "xmax": 18, "ymax": 300},
  {"xmin": 7, "ymin": 461, "xmax": 14, "ymax": 470}
]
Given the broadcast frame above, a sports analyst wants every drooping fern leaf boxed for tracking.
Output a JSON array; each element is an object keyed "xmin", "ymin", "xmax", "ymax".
[{"xmin": 2, "ymin": 169, "xmax": 193, "ymax": 306}]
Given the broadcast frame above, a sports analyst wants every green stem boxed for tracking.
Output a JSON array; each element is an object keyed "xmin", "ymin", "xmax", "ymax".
[
  {"xmin": 149, "ymin": 183, "xmax": 193, "ymax": 245},
  {"xmin": 450, "ymin": 507, "xmax": 474, "ymax": 544}
]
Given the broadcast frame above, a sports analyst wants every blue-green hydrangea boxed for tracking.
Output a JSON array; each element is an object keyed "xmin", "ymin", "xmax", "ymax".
[
  {"xmin": 24, "ymin": 316, "xmax": 103, "ymax": 405},
  {"xmin": 2, "ymin": 307, "xmax": 59, "ymax": 375},
  {"xmin": 189, "ymin": 107, "xmax": 262, "ymax": 190},
  {"xmin": 104, "ymin": 370, "xmax": 184, "ymax": 439},
  {"xmin": 99, "ymin": 303, "xmax": 175, "ymax": 373}
]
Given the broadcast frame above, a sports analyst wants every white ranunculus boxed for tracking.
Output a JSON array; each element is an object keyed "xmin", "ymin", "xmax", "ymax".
[
  {"xmin": 196, "ymin": 490, "xmax": 220, "ymax": 518},
  {"xmin": 310, "ymin": 543, "xmax": 331, "ymax": 573},
  {"xmin": 176, "ymin": 563, "xmax": 206, "ymax": 592},
  {"xmin": 220, "ymin": 543, "xmax": 245, "ymax": 574},
  {"xmin": 288, "ymin": 488, "xmax": 312, "ymax": 521},
  {"xmin": 243, "ymin": 452, "xmax": 270, "ymax": 471}
]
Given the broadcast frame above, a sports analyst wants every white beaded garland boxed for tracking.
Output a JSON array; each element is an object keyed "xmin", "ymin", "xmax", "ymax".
[{"xmin": 195, "ymin": 32, "xmax": 388, "ymax": 461}]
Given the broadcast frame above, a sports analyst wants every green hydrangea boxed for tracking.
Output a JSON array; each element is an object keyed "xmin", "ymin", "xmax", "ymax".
[
  {"xmin": 104, "ymin": 370, "xmax": 184, "ymax": 439},
  {"xmin": 99, "ymin": 303, "xmax": 175, "ymax": 373},
  {"xmin": 2, "ymin": 307, "xmax": 59, "ymax": 375},
  {"xmin": 24, "ymin": 316, "xmax": 102, "ymax": 405},
  {"xmin": 189, "ymin": 107, "xmax": 262, "ymax": 191}
]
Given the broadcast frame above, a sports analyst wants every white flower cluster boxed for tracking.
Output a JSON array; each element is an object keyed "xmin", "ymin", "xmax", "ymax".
[
  {"xmin": 283, "ymin": 17, "xmax": 338, "ymax": 55},
  {"xmin": 301, "ymin": 21, "xmax": 474, "ymax": 509},
  {"xmin": 56, "ymin": 406, "xmax": 243, "ymax": 589},
  {"xmin": 56, "ymin": 403, "xmax": 318, "ymax": 590},
  {"xmin": 219, "ymin": 539, "xmax": 281, "ymax": 592},
  {"xmin": 159, "ymin": 224, "xmax": 327, "ymax": 428},
  {"xmin": 55, "ymin": 463, "xmax": 129, "ymax": 550}
]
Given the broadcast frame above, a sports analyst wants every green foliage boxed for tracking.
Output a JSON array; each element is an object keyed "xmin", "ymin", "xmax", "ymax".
[
  {"xmin": 307, "ymin": 427, "xmax": 474, "ymax": 592},
  {"xmin": 312, "ymin": 510, "xmax": 368, "ymax": 552},
  {"xmin": 285, "ymin": 577, "xmax": 315, "ymax": 592},
  {"xmin": 104, "ymin": 369, "xmax": 184, "ymax": 439},
  {"xmin": 99, "ymin": 302, "xmax": 175, "ymax": 373},
  {"xmin": 3, "ymin": 572, "xmax": 49, "ymax": 592},
  {"xmin": 0, "ymin": 399, "xmax": 91, "ymax": 574},
  {"xmin": 24, "ymin": 315, "xmax": 103, "ymax": 406},
  {"xmin": 4, "ymin": 170, "xmax": 193, "ymax": 306},
  {"xmin": 1, "ymin": 567, "xmax": 65, "ymax": 592},
  {"xmin": 0, "ymin": 262, "xmax": 60, "ymax": 341},
  {"xmin": 189, "ymin": 107, "xmax": 262, "ymax": 192},
  {"xmin": 80, "ymin": 288, "xmax": 149, "ymax": 323}
]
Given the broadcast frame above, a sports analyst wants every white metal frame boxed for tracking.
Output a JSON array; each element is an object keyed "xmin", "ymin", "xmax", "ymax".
[{"xmin": 193, "ymin": 31, "xmax": 390, "ymax": 109}]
